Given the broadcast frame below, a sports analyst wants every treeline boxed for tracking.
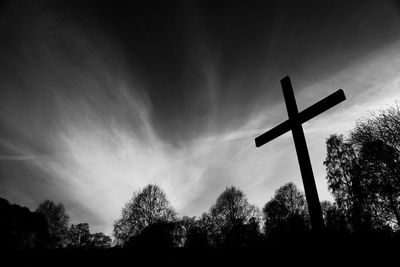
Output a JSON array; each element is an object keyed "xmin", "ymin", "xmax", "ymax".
[
  {"xmin": 112, "ymin": 182, "xmax": 311, "ymax": 248},
  {"xmin": 0, "ymin": 198, "xmax": 111, "ymax": 250},
  {"xmin": 2, "ymin": 103, "xmax": 400, "ymax": 250}
]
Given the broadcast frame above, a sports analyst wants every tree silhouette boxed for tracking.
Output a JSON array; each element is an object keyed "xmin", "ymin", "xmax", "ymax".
[
  {"xmin": 67, "ymin": 223, "xmax": 111, "ymax": 249},
  {"xmin": 36, "ymin": 200, "xmax": 69, "ymax": 248},
  {"xmin": 0, "ymin": 198, "xmax": 49, "ymax": 250},
  {"xmin": 324, "ymin": 134, "xmax": 374, "ymax": 233},
  {"xmin": 357, "ymin": 140, "xmax": 400, "ymax": 229},
  {"xmin": 209, "ymin": 186, "xmax": 261, "ymax": 247},
  {"xmin": 351, "ymin": 106, "xmax": 400, "ymax": 229},
  {"xmin": 113, "ymin": 184, "xmax": 176, "ymax": 246},
  {"xmin": 67, "ymin": 223, "xmax": 90, "ymax": 248},
  {"xmin": 196, "ymin": 212, "xmax": 222, "ymax": 247},
  {"xmin": 125, "ymin": 221, "xmax": 179, "ymax": 248},
  {"xmin": 210, "ymin": 186, "xmax": 260, "ymax": 228},
  {"xmin": 351, "ymin": 103, "xmax": 400, "ymax": 152},
  {"xmin": 179, "ymin": 216, "xmax": 210, "ymax": 248},
  {"xmin": 262, "ymin": 182, "xmax": 309, "ymax": 239},
  {"xmin": 89, "ymin": 232, "xmax": 112, "ymax": 249},
  {"xmin": 321, "ymin": 200, "xmax": 349, "ymax": 233}
]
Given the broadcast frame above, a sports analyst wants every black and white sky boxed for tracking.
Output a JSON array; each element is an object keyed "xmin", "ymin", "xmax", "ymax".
[{"xmin": 1, "ymin": 0, "xmax": 400, "ymax": 235}]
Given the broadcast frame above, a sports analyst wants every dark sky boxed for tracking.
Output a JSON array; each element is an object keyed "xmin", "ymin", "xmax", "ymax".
[
  {"xmin": 1, "ymin": 0, "xmax": 400, "ymax": 235},
  {"xmin": 16, "ymin": 0, "xmax": 399, "ymax": 145}
]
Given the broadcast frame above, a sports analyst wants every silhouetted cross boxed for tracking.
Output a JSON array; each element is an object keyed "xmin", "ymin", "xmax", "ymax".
[{"xmin": 255, "ymin": 76, "xmax": 346, "ymax": 231}]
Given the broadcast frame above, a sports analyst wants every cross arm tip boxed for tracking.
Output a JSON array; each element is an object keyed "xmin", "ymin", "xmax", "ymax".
[
  {"xmin": 336, "ymin": 89, "xmax": 346, "ymax": 101},
  {"xmin": 339, "ymin": 88, "xmax": 346, "ymax": 98},
  {"xmin": 254, "ymin": 138, "xmax": 261, "ymax": 147},
  {"xmin": 280, "ymin": 75, "xmax": 290, "ymax": 83}
]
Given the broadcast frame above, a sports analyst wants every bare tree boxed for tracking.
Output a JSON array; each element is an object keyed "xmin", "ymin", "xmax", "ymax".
[
  {"xmin": 210, "ymin": 186, "xmax": 260, "ymax": 230},
  {"xmin": 262, "ymin": 182, "xmax": 309, "ymax": 236},
  {"xmin": 208, "ymin": 186, "xmax": 261, "ymax": 247},
  {"xmin": 113, "ymin": 184, "xmax": 176, "ymax": 245}
]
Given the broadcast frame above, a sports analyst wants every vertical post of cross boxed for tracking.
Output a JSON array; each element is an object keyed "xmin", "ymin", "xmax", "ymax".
[{"xmin": 281, "ymin": 76, "xmax": 324, "ymax": 232}]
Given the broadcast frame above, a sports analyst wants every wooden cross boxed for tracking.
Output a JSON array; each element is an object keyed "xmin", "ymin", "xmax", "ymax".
[{"xmin": 255, "ymin": 76, "xmax": 346, "ymax": 231}]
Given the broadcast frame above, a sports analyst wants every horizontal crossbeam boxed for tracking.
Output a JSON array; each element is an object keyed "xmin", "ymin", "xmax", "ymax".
[
  {"xmin": 255, "ymin": 89, "xmax": 345, "ymax": 147},
  {"xmin": 299, "ymin": 89, "xmax": 345, "ymax": 125},
  {"xmin": 255, "ymin": 120, "xmax": 290, "ymax": 147}
]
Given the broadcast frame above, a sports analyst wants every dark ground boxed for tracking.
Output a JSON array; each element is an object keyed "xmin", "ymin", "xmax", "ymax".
[{"xmin": 4, "ymin": 236, "xmax": 398, "ymax": 266}]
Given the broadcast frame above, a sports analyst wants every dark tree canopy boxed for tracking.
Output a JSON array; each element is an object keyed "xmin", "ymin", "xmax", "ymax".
[
  {"xmin": 125, "ymin": 221, "xmax": 179, "ymax": 248},
  {"xmin": 89, "ymin": 232, "xmax": 112, "ymax": 249},
  {"xmin": 67, "ymin": 223, "xmax": 111, "ymax": 249},
  {"xmin": 321, "ymin": 200, "xmax": 349, "ymax": 233},
  {"xmin": 208, "ymin": 186, "xmax": 261, "ymax": 247},
  {"xmin": 67, "ymin": 223, "xmax": 91, "ymax": 248},
  {"xmin": 350, "ymin": 106, "xmax": 400, "ymax": 229},
  {"xmin": 323, "ymin": 104, "xmax": 400, "ymax": 232},
  {"xmin": 262, "ymin": 182, "xmax": 309, "ymax": 238},
  {"xmin": 324, "ymin": 135, "xmax": 363, "ymax": 230},
  {"xmin": 324, "ymin": 134, "xmax": 378, "ymax": 232},
  {"xmin": 196, "ymin": 212, "xmax": 222, "ymax": 247},
  {"xmin": 351, "ymin": 103, "xmax": 400, "ymax": 152},
  {"xmin": 0, "ymin": 198, "xmax": 49, "ymax": 250},
  {"xmin": 210, "ymin": 186, "xmax": 260, "ymax": 229},
  {"xmin": 179, "ymin": 216, "xmax": 210, "ymax": 248},
  {"xmin": 113, "ymin": 184, "xmax": 176, "ymax": 245},
  {"xmin": 36, "ymin": 200, "xmax": 69, "ymax": 248}
]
